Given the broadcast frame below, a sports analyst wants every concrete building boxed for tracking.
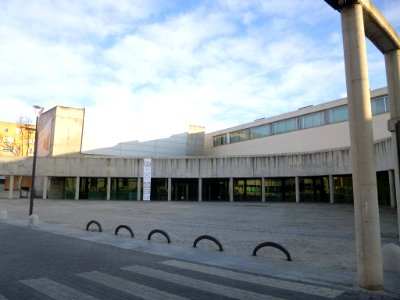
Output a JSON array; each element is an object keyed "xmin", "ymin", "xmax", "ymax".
[{"xmin": 0, "ymin": 87, "xmax": 395, "ymax": 205}]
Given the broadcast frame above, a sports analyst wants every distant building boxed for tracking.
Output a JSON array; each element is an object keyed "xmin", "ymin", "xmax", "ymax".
[
  {"xmin": 84, "ymin": 125, "xmax": 205, "ymax": 157},
  {"xmin": 0, "ymin": 120, "xmax": 36, "ymax": 195},
  {"xmin": 0, "ymin": 120, "xmax": 35, "ymax": 157}
]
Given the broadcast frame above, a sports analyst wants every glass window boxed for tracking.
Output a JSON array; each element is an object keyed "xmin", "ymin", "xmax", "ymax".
[
  {"xmin": 300, "ymin": 111, "xmax": 325, "ymax": 129},
  {"xmin": 328, "ymin": 105, "xmax": 348, "ymax": 123},
  {"xmin": 249, "ymin": 125, "xmax": 270, "ymax": 139},
  {"xmin": 371, "ymin": 97, "xmax": 386, "ymax": 115},
  {"xmin": 3, "ymin": 127, "xmax": 8, "ymax": 133},
  {"xmin": 271, "ymin": 118, "xmax": 298, "ymax": 134},
  {"xmin": 230, "ymin": 129, "xmax": 250, "ymax": 143},
  {"xmin": 384, "ymin": 96, "xmax": 390, "ymax": 112},
  {"xmin": 213, "ymin": 134, "xmax": 227, "ymax": 146},
  {"xmin": 15, "ymin": 128, "xmax": 21, "ymax": 134}
]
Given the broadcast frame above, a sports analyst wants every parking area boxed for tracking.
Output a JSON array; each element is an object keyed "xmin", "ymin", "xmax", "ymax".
[{"xmin": 0, "ymin": 198, "xmax": 398, "ymax": 270}]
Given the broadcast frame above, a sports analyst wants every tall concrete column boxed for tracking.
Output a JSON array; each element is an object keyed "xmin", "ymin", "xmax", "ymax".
[
  {"xmin": 295, "ymin": 177, "xmax": 300, "ymax": 203},
  {"xmin": 388, "ymin": 170, "xmax": 396, "ymax": 208},
  {"xmin": 106, "ymin": 177, "xmax": 111, "ymax": 200},
  {"xmin": 137, "ymin": 177, "xmax": 141, "ymax": 201},
  {"xmin": 229, "ymin": 178, "xmax": 234, "ymax": 202},
  {"xmin": 75, "ymin": 177, "xmax": 80, "ymax": 200},
  {"xmin": 261, "ymin": 177, "xmax": 266, "ymax": 203},
  {"xmin": 385, "ymin": 49, "xmax": 400, "ymax": 236},
  {"xmin": 198, "ymin": 178, "xmax": 202, "ymax": 202},
  {"xmin": 341, "ymin": 4, "xmax": 383, "ymax": 289},
  {"xmin": 8, "ymin": 175, "xmax": 14, "ymax": 200},
  {"xmin": 42, "ymin": 177, "xmax": 48, "ymax": 199},
  {"xmin": 329, "ymin": 175, "xmax": 335, "ymax": 204},
  {"xmin": 167, "ymin": 178, "xmax": 172, "ymax": 201}
]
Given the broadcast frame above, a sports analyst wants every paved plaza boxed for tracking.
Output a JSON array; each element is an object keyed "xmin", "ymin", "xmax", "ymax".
[{"xmin": 0, "ymin": 199, "xmax": 399, "ymax": 299}]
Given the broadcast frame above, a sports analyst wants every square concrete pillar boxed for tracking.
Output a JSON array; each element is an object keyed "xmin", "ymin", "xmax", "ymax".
[
  {"xmin": 75, "ymin": 177, "xmax": 80, "ymax": 200},
  {"xmin": 329, "ymin": 175, "xmax": 335, "ymax": 204},
  {"xmin": 137, "ymin": 177, "xmax": 141, "ymax": 201},
  {"xmin": 261, "ymin": 178, "xmax": 266, "ymax": 203},
  {"xmin": 106, "ymin": 177, "xmax": 111, "ymax": 200},
  {"xmin": 341, "ymin": 3, "xmax": 383, "ymax": 289},
  {"xmin": 8, "ymin": 175, "xmax": 14, "ymax": 200},
  {"xmin": 42, "ymin": 176, "xmax": 48, "ymax": 199},
  {"xmin": 167, "ymin": 178, "xmax": 172, "ymax": 201},
  {"xmin": 229, "ymin": 178, "xmax": 234, "ymax": 202},
  {"xmin": 198, "ymin": 178, "xmax": 202, "ymax": 202},
  {"xmin": 385, "ymin": 49, "xmax": 400, "ymax": 234}
]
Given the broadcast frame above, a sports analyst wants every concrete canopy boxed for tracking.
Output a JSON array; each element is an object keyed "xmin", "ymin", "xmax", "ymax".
[{"xmin": 325, "ymin": 0, "xmax": 400, "ymax": 53}]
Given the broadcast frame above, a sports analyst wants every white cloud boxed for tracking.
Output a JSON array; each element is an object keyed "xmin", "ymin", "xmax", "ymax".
[{"xmin": 0, "ymin": 0, "xmax": 398, "ymax": 150}]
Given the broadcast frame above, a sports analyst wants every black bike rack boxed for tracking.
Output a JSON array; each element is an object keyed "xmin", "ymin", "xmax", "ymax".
[
  {"xmin": 193, "ymin": 235, "xmax": 223, "ymax": 252},
  {"xmin": 115, "ymin": 225, "xmax": 134, "ymax": 238},
  {"xmin": 252, "ymin": 241, "xmax": 292, "ymax": 261},
  {"xmin": 148, "ymin": 229, "xmax": 171, "ymax": 243},
  {"xmin": 86, "ymin": 220, "xmax": 102, "ymax": 232}
]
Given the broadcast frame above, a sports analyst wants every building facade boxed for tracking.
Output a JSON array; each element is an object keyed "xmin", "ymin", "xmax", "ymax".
[{"xmin": 0, "ymin": 87, "xmax": 396, "ymax": 206}]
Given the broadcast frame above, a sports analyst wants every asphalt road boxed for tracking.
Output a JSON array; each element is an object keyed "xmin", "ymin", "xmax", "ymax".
[{"xmin": 0, "ymin": 222, "xmax": 398, "ymax": 300}]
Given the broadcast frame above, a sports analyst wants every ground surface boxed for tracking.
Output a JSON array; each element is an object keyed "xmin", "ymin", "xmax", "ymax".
[
  {"xmin": 0, "ymin": 199, "xmax": 398, "ymax": 270},
  {"xmin": 1, "ymin": 199, "xmax": 400, "ymax": 299}
]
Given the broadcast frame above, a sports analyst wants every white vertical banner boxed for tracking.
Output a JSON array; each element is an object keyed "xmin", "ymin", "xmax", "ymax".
[{"xmin": 143, "ymin": 158, "xmax": 152, "ymax": 201}]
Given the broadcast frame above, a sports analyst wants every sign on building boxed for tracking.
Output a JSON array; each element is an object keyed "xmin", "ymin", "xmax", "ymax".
[{"xmin": 143, "ymin": 158, "xmax": 151, "ymax": 201}]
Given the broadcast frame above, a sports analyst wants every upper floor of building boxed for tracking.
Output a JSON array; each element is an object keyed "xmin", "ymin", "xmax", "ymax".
[{"xmin": 204, "ymin": 87, "xmax": 390, "ymax": 156}]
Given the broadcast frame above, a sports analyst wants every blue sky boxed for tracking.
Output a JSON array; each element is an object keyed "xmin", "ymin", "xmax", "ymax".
[{"xmin": 0, "ymin": 0, "xmax": 399, "ymax": 150}]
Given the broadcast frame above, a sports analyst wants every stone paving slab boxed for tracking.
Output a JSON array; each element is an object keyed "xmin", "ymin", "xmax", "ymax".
[{"xmin": 0, "ymin": 199, "xmax": 399, "ymax": 298}]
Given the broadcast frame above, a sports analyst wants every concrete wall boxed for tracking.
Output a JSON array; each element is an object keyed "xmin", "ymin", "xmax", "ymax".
[{"xmin": 0, "ymin": 138, "xmax": 393, "ymax": 179}]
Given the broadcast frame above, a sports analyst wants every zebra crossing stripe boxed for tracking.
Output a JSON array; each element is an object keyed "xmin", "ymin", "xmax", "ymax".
[
  {"xmin": 161, "ymin": 260, "xmax": 344, "ymax": 299},
  {"xmin": 21, "ymin": 277, "xmax": 98, "ymax": 300},
  {"xmin": 122, "ymin": 265, "xmax": 285, "ymax": 300},
  {"xmin": 77, "ymin": 271, "xmax": 188, "ymax": 300}
]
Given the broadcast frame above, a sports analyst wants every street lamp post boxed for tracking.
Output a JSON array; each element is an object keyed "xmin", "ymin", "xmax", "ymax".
[{"xmin": 29, "ymin": 105, "xmax": 44, "ymax": 216}]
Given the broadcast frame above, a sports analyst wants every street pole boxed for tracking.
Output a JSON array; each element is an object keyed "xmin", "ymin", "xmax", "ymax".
[{"xmin": 29, "ymin": 105, "xmax": 44, "ymax": 216}]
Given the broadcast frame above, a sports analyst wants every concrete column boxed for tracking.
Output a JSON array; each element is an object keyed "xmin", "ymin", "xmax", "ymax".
[
  {"xmin": 385, "ymin": 49, "xmax": 400, "ymax": 236},
  {"xmin": 329, "ymin": 175, "xmax": 335, "ymax": 204},
  {"xmin": 341, "ymin": 4, "xmax": 383, "ymax": 289},
  {"xmin": 8, "ymin": 175, "xmax": 14, "ymax": 200},
  {"xmin": 18, "ymin": 176, "xmax": 22, "ymax": 190},
  {"xmin": 75, "ymin": 177, "xmax": 80, "ymax": 200},
  {"xmin": 106, "ymin": 177, "xmax": 111, "ymax": 200},
  {"xmin": 261, "ymin": 177, "xmax": 266, "ymax": 203},
  {"xmin": 42, "ymin": 176, "xmax": 48, "ymax": 199},
  {"xmin": 389, "ymin": 170, "xmax": 396, "ymax": 208},
  {"xmin": 167, "ymin": 178, "xmax": 172, "ymax": 201},
  {"xmin": 137, "ymin": 177, "xmax": 141, "ymax": 201},
  {"xmin": 229, "ymin": 178, "xmax": 234, "ymax": 202},
  {"xmin": 198, "ymin": 178, "xmax": 202, "ymax": 202},
  {"xmin": 295, "ymin": 177, "xmax": 300, "ymax": 203}
]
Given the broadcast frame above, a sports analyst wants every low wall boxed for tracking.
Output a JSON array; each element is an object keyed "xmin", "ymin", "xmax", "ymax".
[{"xmin": 0, "ymin": 138, "xmax": 394, "ymax": 179}]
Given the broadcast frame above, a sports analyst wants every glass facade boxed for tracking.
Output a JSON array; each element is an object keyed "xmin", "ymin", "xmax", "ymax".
[
  {"xmin": 333, "ymin": 175, "xmax": 353, "ymax": 203},
  {"xmin": 202, "ymin": 178, "xmax": 230, "ymax": 201},
  {"xmin": 233, "ymin": 178, "xmax": 262, "ymax": 201},
  {"xmin": 265, "ymin": 178, "xmax": 295, "ymax": 202},
  {"xmin": 110, "ymin": 178, "xmax": 138, "ymax": 200},
  {"xmin": 213, "ymin": 95, "xmax": 389, "ymax": 147},
  {"xmin": 300, "ymin": 176, "xmax": 329, "ymax": 202},
  {"xmin": 79, "ymin": 177, "xmax": 107, "ymax": 200}
]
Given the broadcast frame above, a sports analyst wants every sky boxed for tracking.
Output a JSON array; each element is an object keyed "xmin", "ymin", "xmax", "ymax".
[{"xmin": 0, "ymin": 0, "xmax": 399, "ymax": 150}]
